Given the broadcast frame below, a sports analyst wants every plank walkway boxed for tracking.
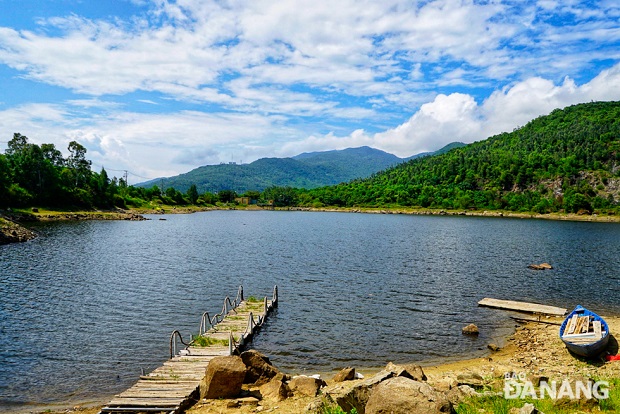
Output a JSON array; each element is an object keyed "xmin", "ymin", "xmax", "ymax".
[
  {"xmin": 100, "ymin": 287, "xmax": 277, "ymax": 414},
  {"xmin": 478, "ymin": 297, "xmax": 567, "ymax": 316}
]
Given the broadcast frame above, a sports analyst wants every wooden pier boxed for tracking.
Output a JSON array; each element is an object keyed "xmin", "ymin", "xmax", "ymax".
[
  {"xmin": 100, "ymin": 286, "xmax": 278, "ymax": 414},
  {"xmin": 478, "ymin": 297, "xmax": 567, "ymax": 316}
]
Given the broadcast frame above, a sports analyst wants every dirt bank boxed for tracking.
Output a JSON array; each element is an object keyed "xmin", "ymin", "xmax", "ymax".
[{"xmin": 283, "ymin": 206, "xmax": 620, "ymax": 223}]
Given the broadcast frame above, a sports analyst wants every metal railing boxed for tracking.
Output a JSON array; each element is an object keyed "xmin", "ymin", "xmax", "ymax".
[
  {"xmin": 198, "ymin": 285, "xmax": 244, "ymax": 335},
  {"xmin": 169, "ymin": 330, "xmax": 189, "ymax": 359},
  {"xmin": 169, "ymin": 285, "xmax": 278, "ymax": 358},
  {"xmin": 228, "ymin": 285, "xmax": 278, "ymax": 355}
]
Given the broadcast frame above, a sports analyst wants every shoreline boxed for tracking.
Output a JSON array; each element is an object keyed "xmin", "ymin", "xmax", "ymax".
[
  {"xmin": 4, "ymin": 202, "xmax": 617, "ymax": 248},
  {"xmin": 16, "ymin": 314, "xmax": 620, "ymax": 414},
  {"xmin": 278, "ymin": 206, "xmax": 620, "ymax": 223}
]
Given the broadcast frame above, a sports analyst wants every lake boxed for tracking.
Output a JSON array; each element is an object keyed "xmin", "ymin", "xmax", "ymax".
[{"xmin": 1, "ymin": 211, "xmax": 619, "ymax": 411}]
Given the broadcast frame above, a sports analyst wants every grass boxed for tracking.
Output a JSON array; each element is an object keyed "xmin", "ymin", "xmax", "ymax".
[
  {"xmin": 246, "ymin": 295, "xmax": 262, "ymax": 303},
  {"xmin": 190, "ymin": 335, "xmax": 229, "ymax": 347},
  {"xmin": 455, "ymin": 377, "xmax": 620, "ymax": 413},
  {"xmin": 321, "ymin": 404, "xmax": 358, "ymax": 414}
]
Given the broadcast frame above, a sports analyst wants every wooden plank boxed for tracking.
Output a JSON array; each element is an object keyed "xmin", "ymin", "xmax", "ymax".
[
  {"xmin": 184, "ymin": 348, "xmax": 229, "ymax": 356},
  {"xmin": 127, "ymin": 386, "xmax": 197, "ymax": 392},
  {"xmin": 593, "ymin": 320, "xmax": 602, "ymax": 339},
  {"xmin": 107, "ymin": 397, "xmax": 182, "ymax": 406},
  {"xmin": 118, "ymin": 389, "xmax": 194, "ymax": 398},
  {"xmin": 478, "ymin": 298, "xmax": 567, "ymax": 316},
  {"xmin": 566, "ymin": 314, "xmax": 578, "ymax": 334},
  {"xmin": 139, "ymin": 375, "xmax": 201, "ymax": 381}
]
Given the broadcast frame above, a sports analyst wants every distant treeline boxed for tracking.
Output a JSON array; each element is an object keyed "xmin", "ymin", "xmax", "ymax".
[
  {"xmin": 0, "ymin": 133, "xmax": 288, "ymax": 209},
  {"xmin": 0, "ymin": 133, "xmax": 215, "ymax": 209},
  {"xmin": 2, "ymin": 101, "xmax": 620, "ymax": 214}
]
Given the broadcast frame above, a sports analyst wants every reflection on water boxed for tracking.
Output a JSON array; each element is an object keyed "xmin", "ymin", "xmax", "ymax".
[{"xmin": 1, "ymin": 211, "xmax": 620, "ymax": 410}]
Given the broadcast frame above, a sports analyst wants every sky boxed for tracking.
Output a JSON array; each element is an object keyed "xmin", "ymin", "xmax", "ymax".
[{"xmin": 0, "ymin": 0, "xmax": 619, "ymax": 182}]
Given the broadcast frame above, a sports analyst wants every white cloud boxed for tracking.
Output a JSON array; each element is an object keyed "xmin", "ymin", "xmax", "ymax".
[
  {"xmin": 286, "ymin": 62, "xmax": 620, "ymax": 158},
  {"xmin": 1, "ymin": 1, "xmax": 620, "ymax": 178}
]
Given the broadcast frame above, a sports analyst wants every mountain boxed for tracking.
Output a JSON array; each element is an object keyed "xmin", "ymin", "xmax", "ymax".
[
  {"xmin": 138, "ymin": 143, "xmax": 464, "ymax": 194},
  {"xmin": 305, "ymin": 101, "xmax": 620, "ymax": 214}
]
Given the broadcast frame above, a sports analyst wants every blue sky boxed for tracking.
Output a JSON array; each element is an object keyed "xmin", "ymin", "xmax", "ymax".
[{"xmin": 0, "ymin": 0, "xmax": 619, "ymax": 181}]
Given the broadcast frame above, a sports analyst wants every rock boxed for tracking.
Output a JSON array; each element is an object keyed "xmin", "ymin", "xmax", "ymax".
[
  {"xmin": 462, "ymin": 324, "xmax": 479, "ymax": 335},
  {"xmin": 433, "ymin": 377, "xmax": 458, "ymax": 392},
  {"xmin": 235, "ymin": 396, "xmax": 259, "ymax": 406},
  {"xmin": 241, "ymin": 350, "xmax": 285, "ymax": 386},
  {"xmin": 200, "ymin": 355, "xmax": 247, "ymax": 399},
  {"xmin": 365, "ymin": 377, "xmax": 453, "ymax": 414},
  {"xmin": 259, "ymin": 373, "xmax": 291, "ymax": 402},
  {"xmin": 445, "ymin": 385, "xmax": 478, "ymax": 406},
  {"xmin": 333, "ymin": 367, "xmax": 356, "ymax": 382},
  {"xmin": 528, "ymin": 263, "xmax": 553, "ymax": 270},
  {"xmin": 322, "ymin": 370, "xmax": 391, "ymax": 414},
  {"xmin": 509, "ymin": 402, "xmax": 542, "ymax": 414},
  {"xmin": 0, "ymin": 218, "xmax": 37, "ymax": 245},
  {"xmin": 456, "ymin": 372, "xmax": 484, "ymax": 389},
  {"xmin": 226, "ymin": 400, "xmax": 239, "ymax": 408},
  {"xmin": 385, "ymin": 362, "xmax": 427, "ymax": 381},
  {"xmin": 289, "ymin": 375, "xmax": 326, "ymax": 397},
  {"xmin": 488, "ymin": 343, "xmax": 501, "ymax": 351}
]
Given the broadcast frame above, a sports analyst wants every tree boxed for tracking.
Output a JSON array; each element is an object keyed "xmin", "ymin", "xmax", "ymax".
[
  {"xmin": 217, "ymin": 189, "xmax": 237, "ymax": 203},
  {"xmin": 186, "ymin": 184, "xmax": 199, "ymax": 204},
  {"xmin": 41, "ymin": 143, "xmax": 65, "ymax": 167},
  {"xmin": 67, "ymin": 141, "xmax": 92, "ymax": 188}
]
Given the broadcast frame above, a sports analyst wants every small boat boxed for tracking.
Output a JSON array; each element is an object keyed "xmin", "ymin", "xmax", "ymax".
[{"xmin": 559, "ymin": 305, "xmax": 610, "ymax": 357}]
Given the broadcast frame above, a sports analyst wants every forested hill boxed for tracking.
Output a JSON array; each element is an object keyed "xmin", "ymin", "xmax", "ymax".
[
  {"xmin": 138, "ymin": 143, "xmax": 463, "ymax": 194},
  {"xmin": 305, "ymin": 101, "xmax": 620, "ymax": 214}
]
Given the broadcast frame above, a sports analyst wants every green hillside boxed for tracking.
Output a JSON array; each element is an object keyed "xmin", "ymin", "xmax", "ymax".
[
  {"xmin": 139, "ymin": 145, "xmax": 461, "ymax": 194},
  {"xmin": 304, "ymin": 101, "xmax": 620, "ymax": 214}
]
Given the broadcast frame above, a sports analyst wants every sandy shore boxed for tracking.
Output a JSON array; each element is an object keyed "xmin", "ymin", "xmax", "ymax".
[{"xmin": 31, "ymin": 315, "xmax": 619, "ymax": 414}]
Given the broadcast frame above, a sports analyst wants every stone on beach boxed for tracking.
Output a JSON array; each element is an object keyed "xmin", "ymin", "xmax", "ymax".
[
  {"xmin": 333, "ymin": 367, "xmax": 356, "ymax": 382},
  {"xmin": 289, "ymin": 375, "xmax": 326, "ymax": 397}
]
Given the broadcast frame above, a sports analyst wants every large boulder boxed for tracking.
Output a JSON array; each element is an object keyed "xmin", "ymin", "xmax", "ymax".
[
  {"xmin": 289, "ymin": 375, "xmax": 327, "ymax": 397},
  {"xmin": 200, "ymin": 355, "xmax": 247, "ymax": 399},
  {"xmin": 365, "ymin": 377, "xmax": 454, "ymax": 414},
  {"xmin": 322, "ymin": 368, "xmax": 395, "ymax": 414},
  {"xmin": 240, "ymin": 350, "xmax": 283, "ymax": 386},
  {"xmin": 259, "ymin": 373, "xmax": 291, "ymax": 402}
]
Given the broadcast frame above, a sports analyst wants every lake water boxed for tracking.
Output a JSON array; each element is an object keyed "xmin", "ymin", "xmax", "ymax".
[{"xmin": 1, "ymin": 211, "xmax": 620, "ymax": 411}]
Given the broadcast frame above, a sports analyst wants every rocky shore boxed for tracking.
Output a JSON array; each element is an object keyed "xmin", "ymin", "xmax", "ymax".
[
  {"xmin": 184, "ymin": 315, "xmax": 620, "ymax": 413},
  {"xmin": 0, "ymin": 216, "xmax": 37, "ymax": 245},
  {"xmin": 0, "ymin": 209, "xmax": 146, "ymax": 245},
  {"xmin": 35, "ymin": 314, "xmax": 619, "ymax": 414}
]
